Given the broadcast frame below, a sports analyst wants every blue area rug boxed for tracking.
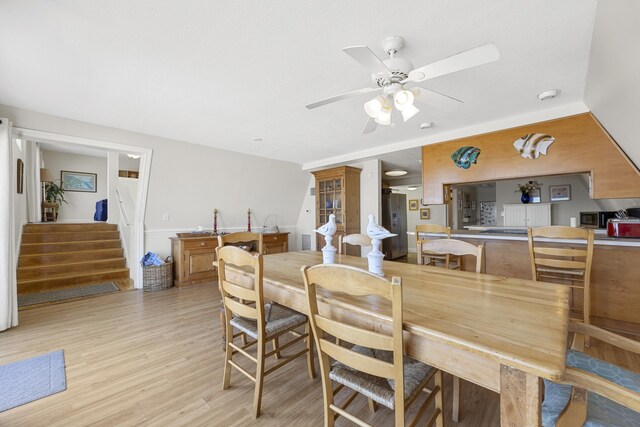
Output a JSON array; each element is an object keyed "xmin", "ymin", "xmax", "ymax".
[{"xmin": 0, "ymin": 350, "xmax": 67, "ymax": 412}]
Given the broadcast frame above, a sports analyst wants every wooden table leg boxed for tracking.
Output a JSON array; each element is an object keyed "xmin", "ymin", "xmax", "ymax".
[{"xmin": 499, "ymin": 365, "xmax": 542, "ymax": 427}]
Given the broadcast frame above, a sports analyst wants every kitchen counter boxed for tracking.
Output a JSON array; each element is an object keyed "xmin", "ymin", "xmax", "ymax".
[
  {"xmin": 409, "ymin": 228, "xmax": 640, "ymax": 247},
  {"xmin": 409, "ymin": 227, "xmax": 640, "ymax": 335}
]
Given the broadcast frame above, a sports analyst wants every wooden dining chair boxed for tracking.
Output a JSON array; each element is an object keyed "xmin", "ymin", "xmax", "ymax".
[
  {"xmin": 541, "ymin": 320, "xmax": 640, "ymax": 426},
  {"xmin": 338, "ymin": 233, "xmax": 372, "ymax": 255},
  {"xmin": 528, "ymin": 226, "xmax": 594, "ymax": 345},
  {"xmin": 302, "ymin": 263, "xmax": 445, "ymax": 427},
  {"xmin": 217, "ymin": 232, "xmax": 263, "ymax": 349},
  {"xmin": 419, "ymin": 238, "xmax": 485, "ymax": 273},
  {"xmin": 217, "ymin": 231, "xmax": 263, "ymax": 254},
  {"xmin": 418, "ymin": 238, "xmax": 484, "ymax": 422},
  {"xmin": 217, "ymin": 245, "xmax": 316, "ymax": 418},
  {"xmin": 415, "ymin": 224, "xmax": 459, "ymax": 268}
]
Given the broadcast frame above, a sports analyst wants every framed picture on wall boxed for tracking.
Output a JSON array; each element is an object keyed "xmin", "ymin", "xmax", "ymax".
[
  {"xmin": 549, "ymin": 184, "xmax": 571, "ymax": 201},
  {"xmin": 61, "ymin": 170, "xmax": 97, "ymax": 193},
  {"xmin": 529, "ymin": 187, "xmax": 541, "ymax": 203},
  {"xmin": 408, "ymin": 199, "xmax": 418, "ymax": 211},
  {"xmin": 420, "ymin": 208, "xmax": 430, "ymax": 220}
]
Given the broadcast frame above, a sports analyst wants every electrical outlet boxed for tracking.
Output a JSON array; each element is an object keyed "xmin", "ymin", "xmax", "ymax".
[{"xmin": 162, "ymin": 213, "xmax": 170, "ymax": 221}]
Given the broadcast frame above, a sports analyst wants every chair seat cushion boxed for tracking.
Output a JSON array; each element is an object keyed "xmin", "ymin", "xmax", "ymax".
[
  {"xmin": 230, "ymin": 303, "xmax": 307, "ymax": 340},
  {"xmin": 542, "ymin": 349, "xmax": 640, "ymax": 427},
  {"xmin": 329, "ymin": 346, "xmax": 433, "ymax": 410}
]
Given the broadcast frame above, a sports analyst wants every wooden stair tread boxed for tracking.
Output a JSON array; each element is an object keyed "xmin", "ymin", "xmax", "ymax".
[
  {"xmin": 18, "ymin": 258, "xmax": 126, "ymax": 271},
  {"xmin": 21, "ymin": 239, "xmax": 123, "ymax": 248},
  {"xmin": 17, "ymin": 268, "xmax": 130, "ymax": 284},
  {"xmin": 19, "ymin": 248, "xmax": 123, "ymax": 259}
]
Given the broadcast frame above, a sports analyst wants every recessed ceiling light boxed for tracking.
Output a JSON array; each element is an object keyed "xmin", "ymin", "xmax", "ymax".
[
  {"xmin": 420, "ymin": 122, "xmax": 434, "ymax": 129},
  {"xmin": 385, "ymin": 170, "xmax": 407, "ymax": 177},
  {"xmin": 537, "ymin": 89, "xmax": 561, "ymax": 101},
  {"xmin": 406, "ymin": 186, "xmax": 418, "ymax": 191},
  {"xmin": 251, "ymin": 137, "xmax": 263, "ymax": 142}
]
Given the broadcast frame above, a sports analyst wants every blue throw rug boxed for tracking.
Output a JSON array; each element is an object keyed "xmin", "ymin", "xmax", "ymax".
[{"xmin": 0, "ymin": 350, "xmax": 67, "ymax": 412}]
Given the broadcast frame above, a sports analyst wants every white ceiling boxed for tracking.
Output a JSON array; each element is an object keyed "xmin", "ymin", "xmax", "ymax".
[{"xmin": 1, "ymin": 0, "xmax": 597, "ymax": 169}]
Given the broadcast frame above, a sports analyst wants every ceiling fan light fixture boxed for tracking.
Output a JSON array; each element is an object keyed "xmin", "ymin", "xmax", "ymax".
[
  {"xmin": 393, "ymin": 90, "xmax": 415, "ymax": 111},
  {"xmin": 364, "ymin": 96, "xmax": 385, "ymax": 118},
  {"xmin": 375, "ymin": 106, "xmax": 392, "ymax": 126},
  {"xmin": 401, "ymin": 103, "xmax": 420, "ymax": 122}
]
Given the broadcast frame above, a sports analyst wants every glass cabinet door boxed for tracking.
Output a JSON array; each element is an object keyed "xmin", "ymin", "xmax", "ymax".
[{"xmin": 317, "ymin": 177, "xmax": 343, "ymax": 225}]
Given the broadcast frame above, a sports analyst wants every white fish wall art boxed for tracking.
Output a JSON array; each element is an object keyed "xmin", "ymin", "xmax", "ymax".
[{"xmin": 513, "ymin": 133, "xmax": 555, "ymax": 159}]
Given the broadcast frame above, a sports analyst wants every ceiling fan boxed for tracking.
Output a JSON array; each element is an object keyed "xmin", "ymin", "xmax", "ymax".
[{"xmin": 306, "ymin": 36, "xmax": 499, "ymax": 134}]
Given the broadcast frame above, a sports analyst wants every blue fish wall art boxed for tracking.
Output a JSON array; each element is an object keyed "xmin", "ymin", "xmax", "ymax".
[{"xmin": 451, "ymin": 146, "xmax": 481, "ymax": 169}]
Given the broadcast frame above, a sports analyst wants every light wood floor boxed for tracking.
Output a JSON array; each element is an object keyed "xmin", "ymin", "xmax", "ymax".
[{"xmin": 1, "ymin": 281, "xmax": 638, "ymax": 426}]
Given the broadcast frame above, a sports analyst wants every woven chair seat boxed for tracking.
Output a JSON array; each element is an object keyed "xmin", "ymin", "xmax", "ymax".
[
  {"xmin": 542, "ymin": 349, "xmax": 640, "ymax": 427},
  {"xmin": 230, "ymin": 303, "xmax": 307, "ymax": 340},
  {"xmin": 330, "ymin": 345, "xmax": 433, "ymax": 410}
]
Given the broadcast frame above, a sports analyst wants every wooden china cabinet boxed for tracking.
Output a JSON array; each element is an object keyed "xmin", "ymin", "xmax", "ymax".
[{"xmin": 311, "ymin": 166, "xmax": 361, "ymax": 256}]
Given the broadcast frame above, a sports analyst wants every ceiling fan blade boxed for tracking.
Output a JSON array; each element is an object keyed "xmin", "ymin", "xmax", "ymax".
[
  {"xmin": 404, "ymin": 43, "xmax": 500, "ymax": 83},
  {"xmin": 362, "ymin": 117, "xmax": 378, "ymax": 134},
  {"xmin": 343, "ymin": 46, "xmax": 391, "ymax": 75},
  {"xmin": 306, "ymin": 87, "xmax": 381, "ymax": 109},
  {"xmin": 411, "ymin": 86, "xmax": 463, "ymax": 112}
]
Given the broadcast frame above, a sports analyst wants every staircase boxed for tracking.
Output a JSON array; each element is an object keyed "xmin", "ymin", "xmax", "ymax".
[{"xmin": 18, "ymin": 223, "xmax": 130, "ymax": 294}]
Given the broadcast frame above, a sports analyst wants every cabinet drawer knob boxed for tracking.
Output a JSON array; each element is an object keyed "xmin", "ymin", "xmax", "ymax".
[{"xmin": 200, "ymin": 242, "xmax": 205, "ymax": 246}]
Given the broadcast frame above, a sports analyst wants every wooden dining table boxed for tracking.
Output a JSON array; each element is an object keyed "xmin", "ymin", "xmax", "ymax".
[{"xmin": 219, "ymin": 250, "xmax": 570, "ymax": 426}]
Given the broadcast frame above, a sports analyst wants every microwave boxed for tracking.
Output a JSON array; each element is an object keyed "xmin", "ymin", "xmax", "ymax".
[{"xmin": 579, "ymin": 211, "xmax": 617, "ymax": 229}]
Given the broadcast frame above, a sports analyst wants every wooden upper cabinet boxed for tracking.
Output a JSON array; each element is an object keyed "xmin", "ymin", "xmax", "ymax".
[
  {"xmin": 422, "ymin": 113, "xmax": 640, "ymax": 204},
  {"xmin": 312, "ymin": 166, "xmax": 361, "ymax": 253}
]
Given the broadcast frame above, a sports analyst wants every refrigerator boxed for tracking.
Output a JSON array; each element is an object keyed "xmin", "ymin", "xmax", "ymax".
[{"xmin": 381, "ymin": 192, "xmax": 408, "ymax": 260}]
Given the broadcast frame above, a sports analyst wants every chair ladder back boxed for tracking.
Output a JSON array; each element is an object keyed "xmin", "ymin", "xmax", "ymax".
[
  {"xmin": 321, "ymin": 339, "xmax": 395, "ymax": 379},
  {"xmin": 419, "ymin": 239, "xmax": 484, "ymax": 273},
  {"xmin": 338, "ymin": 233, "xmax": 372, "ymax": 255},
  {"xmin": 218, "ymin": 231, "xmax": 263, "ymax": 253},
  {"xmin": 217, "ymin": 245, "xmax": 265, "ymax": 331},
  {"xmin": 314, "ymin": 315, "xmax": 394, "ymax": 351}
]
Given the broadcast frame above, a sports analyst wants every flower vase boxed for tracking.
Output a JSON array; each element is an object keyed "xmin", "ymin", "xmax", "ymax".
[{"xmin": 520, "ymin": 192, "xmax": 530, "ymax": 204}]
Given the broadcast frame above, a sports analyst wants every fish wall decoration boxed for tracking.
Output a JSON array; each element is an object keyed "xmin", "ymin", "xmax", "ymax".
[
  {"xmin": 513, "ymin": 133, "xmax": 555, "ymax": 159},
  {"xmin": 451, "ymin": 146, "xmax": 481, "ymax": 169}
]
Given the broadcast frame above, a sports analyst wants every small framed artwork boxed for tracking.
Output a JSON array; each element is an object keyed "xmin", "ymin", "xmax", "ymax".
[
  {"xmin": 420, "ymin": 208, "xmax": 430, "ymax": 220},
  {"xmin": 61, "ymin": 170, "xmax": 97, "ymax": 193},
  {"xmin": 529, "ymin": 188, "xmax": 541, "ymax": 203},
  {"xmin": 408, "ymin": 199, "xmax": 419, "ymax": 211},
  {"xmin": 16, "ymin": 159, "xmax": 24, "ymax": 194},
  {"xmin": 549, "ymin": 184, "xmax": 571, "ymax": 202}
]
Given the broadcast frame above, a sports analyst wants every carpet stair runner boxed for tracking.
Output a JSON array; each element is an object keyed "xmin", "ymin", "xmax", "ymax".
[{"xmin": 18, "ymin": 223, "xmax": 129, "ymax": 294}]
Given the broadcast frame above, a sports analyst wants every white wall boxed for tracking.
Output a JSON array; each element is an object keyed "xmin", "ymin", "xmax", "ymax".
[
  {"xmin": 41, "ymin": 150, "xmax": 108, "ymax": 222},
  {"xmin": 584, "ymin": 0, "xmax": 640, "ymax": 170},
  {"xmin": 1, "ymin": 104, "xmax": 309, "ymax": 259},
  {"xmin": 393, "ymin": 185, "xmax": 447, "ymax": 253}
]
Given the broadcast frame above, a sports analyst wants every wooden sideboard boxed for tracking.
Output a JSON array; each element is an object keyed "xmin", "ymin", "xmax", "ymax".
[
  {"xmin": 261, "ymin": 232, "xmax": 289, "ymax": 254},
  {"xmin": 170, "ymin": 232, "xmax": 290, "ymax": 287},
  {"xmin": 171, "ymin": 235, "xmax": 218, "ymax": 287}
]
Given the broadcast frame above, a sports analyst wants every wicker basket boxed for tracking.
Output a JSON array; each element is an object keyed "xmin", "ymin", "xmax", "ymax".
[{"xmin": 143, "ymin": 261, "xmax": 173, "ymax": 292}]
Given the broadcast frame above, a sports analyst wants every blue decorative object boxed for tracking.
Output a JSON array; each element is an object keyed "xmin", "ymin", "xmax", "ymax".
[
  {"xmin": 520, "ymin": 192, "xmax": 530, "ymax": 204},
  {"xmin": 451, "ymin": 146, "xmax": 481, "ymax": 169}
]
